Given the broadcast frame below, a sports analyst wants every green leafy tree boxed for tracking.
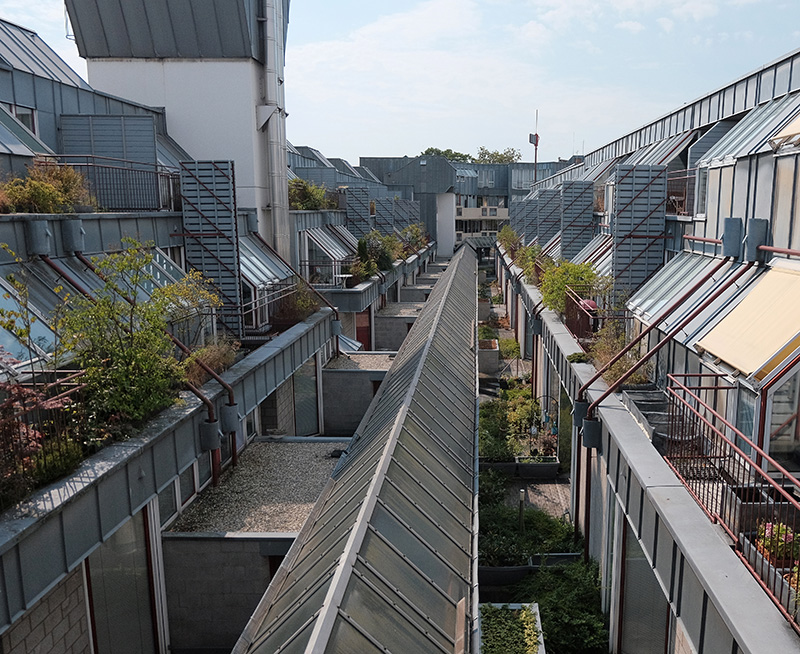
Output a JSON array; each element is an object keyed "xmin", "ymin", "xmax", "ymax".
[
  {"xmin": 498, "ymin": 225, "xmax": 521, "ymax": 256},
  {"xmin": 419, "ymin": 147, "xmax": 473, "ymax": 162},
  {"xmin": 539, "ymin": 261, "xmax": 597, "ymax": 314},
  {"xmin": 58, "ymin": 239, "xmax": 219, "ymax": 423},
  {"xmin": 476, "ymin": 146, "xmax": 523, "ymax": 164},
  {"xmin": 288, "ymin": 178, "xmax": 338, "ymax": 210}
]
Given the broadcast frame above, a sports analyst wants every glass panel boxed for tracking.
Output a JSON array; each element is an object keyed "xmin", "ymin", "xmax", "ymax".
[
  {"xmin": 769, "ymin": 364, "xmax": 800, "ymax": 472},
  {"xmin": 340, "ymin": 575, "xmax": 450, "ymax": 653},
  {"xmin": 327, "ymin": 617, "xmax": 382, "ymax": 654},
  {"xmin": 252, "ymin": 580, "xmax": 327, "ymax": 653},
  {"xmin": 88, "ymin": 511, "xmax": 156, "ymax": 654},
  {"xmin": 179, "ymin": 465, "xmax": 195, "ymax": 505},
  {"xmin": 198, "ymin": 452, "xmax": 211, "ymax": 487},
  {"xmin": 735, "ymin": 386, "xmax": 757, "ymax": 457},
  {"xmin": 792, "ymin": 160, "xmax": 800, "ymax": 251},
  {"xmin": 294, "ymin": 357, "xmax": 319, "ymax": 436},
  {"xmin": 705, "ymin": 168, "xmax": 721, "ymax": 238},
  {"xmin": 773, "ymin": 155, "xmax": 796, "ymax": 247},
  {"xmin": 158, "ymin": 483, "xmax": 176, "ymax": 526},
  {"xmin": 386, "ymin": 459, "xmax": 471, "ymax": 528}
]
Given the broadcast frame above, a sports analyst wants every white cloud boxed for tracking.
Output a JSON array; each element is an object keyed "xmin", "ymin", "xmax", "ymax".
[
  {"xmin": 616, "ymin": 20, "xmax": 645, "ymax": 33},
  {"xmin": 658, "ymin": 17, "xmax": 675, "ymax": 32},
  {"xmin": 671, "ymin": 1, "xmax": 720, "ymax": 21}
]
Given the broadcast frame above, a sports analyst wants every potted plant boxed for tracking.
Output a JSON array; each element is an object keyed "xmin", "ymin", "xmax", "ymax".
[{"xmin": 756, "ymin": 521, "xmax": 800, "ymax": 568}]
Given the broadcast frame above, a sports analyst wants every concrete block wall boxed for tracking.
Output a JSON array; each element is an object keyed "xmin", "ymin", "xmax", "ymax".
[
  {"xmin": 260, "ymin": 380, "xmax": 296, "ymax": 435},
  {"xmin": 1, "ymin": 567, "xmax": 89, "ymax": 654},
  {"xmin": 162, "ymin": 534, "xmax": 275, "ymax": 653},
  {"xmin": 322, "ymin": 369, "xmax": 386, "ymax": 435},
  {"xmin": 374, "ymin": 316, "xmax": 415, "ymax": 350}
]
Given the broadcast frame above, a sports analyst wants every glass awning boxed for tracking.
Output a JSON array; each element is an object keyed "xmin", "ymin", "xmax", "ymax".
[
  {"xmin": 306, "ymin": 226, "xmax": 350, "ymax": 261},
  {"xmin": 699, "ymin": 92, "xmax": 800, "ymax": 166},
  {"xmin": 327, "ymin": 224, "xmax": 359, "ymax": 252},
  {"xmin": 624, "ymin": 131, "xmax": 697, "ymax": 167},
  {"xmin": 239, "ymin": 236, "xmax": 293, "ymax": 287}
]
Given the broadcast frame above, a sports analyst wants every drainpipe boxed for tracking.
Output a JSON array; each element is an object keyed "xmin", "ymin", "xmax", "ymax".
[
  {"xmin": 577, "ymin": 260, "xmax": 755, "ymax": 561},
  {"xmin": 250, "ymin": 231, "xmax": 342, "ymax": 355},
  {"xmin": 40, "ymin": 254, "xmax": 229, "ymax": 481},
  {"xmin": 261, "ymin": 0, "xmax": 291, "ymax": 261}
]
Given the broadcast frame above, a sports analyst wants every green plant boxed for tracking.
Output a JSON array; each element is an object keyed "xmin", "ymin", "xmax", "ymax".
[
  {"xmin": 757, "ymin": 521, "xmax": 800, "ymax": 561},
  {"xmin": 499, "ymin": 338, "xmax": 520, "ymax": 360},
  {"xmin": 479, "ymin": 468, "xmax": 509, "ymax": 508},
  {"xmin": 492, "ymin": 292, "xmax": 504, "ymax": 304},
  {"xmin": 567, "ymin": 352, "xmax": 591, "ymax": 363},
  {"xmin": 512, "ymin": 561, "xmax": 608, "ymax": 654},
  {"xmin": 399, "ymin": 222, "xmax": 428, "ymax": 253},
  {"xmin": 273, "ymin": 284, "xmax": 320, "ymax": 322},
  {"xmin": 30, "ymin": 437, "xmax": 84, "ymax": 486},
  {"xmin": 480, "ymin": 604, "xmax": 539, "ymax": 654},
  {"xmin": 588, "ymin": 322, "xmax": 651, "ymax": 385},
  {"xmin": 361, "ymin": 230, "xmax": 402, "ymax": 271},
  {"xmin": 28, "ymin": 162, "xmax": 94, "ymax": 209},
  {"xmin": 182, "ymin": 337, "xmax": 240, "ymax": 387},
  {"xmin": 288, "ymin": 178, "xmax": 338, "ymax": 210},
  {"xmin": 1, "ymin": 162, "xmax": 94, "ymax": 213},
  {"xmin": 478, "ymin": 324, "xmax": 498, "ymax": 340},
  {"xmin": 539, "ymin": 261, "xmax": 597, "ymax": 315},
  {"xmin": 498, "ymin": 225, "xmax": 521, "ymax": 256},
  {"xmin": 57, "ymin": 239, "xmax": 218, "ymax": 423},
  {"xmin": 4, "ymin": 177, "xmax": 63, "ymax": 213}
]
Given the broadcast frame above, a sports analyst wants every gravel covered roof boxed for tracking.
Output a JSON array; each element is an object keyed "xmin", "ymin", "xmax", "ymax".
[{"xmin": 170, "ymin": 442, "xmax": 340, "ymax": 533}]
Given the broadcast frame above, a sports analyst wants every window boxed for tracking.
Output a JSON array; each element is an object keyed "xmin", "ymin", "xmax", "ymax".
[
  {"xmin": 179, "ymin": 466, "xmax": 195, "ymax": 505},
  {"xmin": 14, "ymin": 106, "xmax": 35, "ymax": 134},
  {"xmin": 695, "ymin": 168, "xmax": 708, "ymax": 215}
]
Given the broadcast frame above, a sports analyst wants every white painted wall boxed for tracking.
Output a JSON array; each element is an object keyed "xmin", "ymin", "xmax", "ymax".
[{"xmin": 436, "ymin": 192, "xmax": 456, "ymax": 258}]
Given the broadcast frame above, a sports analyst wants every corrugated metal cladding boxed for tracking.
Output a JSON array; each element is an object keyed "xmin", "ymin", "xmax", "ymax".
[
  {"xmin": 65, "ymin": 0, "xmax": 263, "ymax": 60},
  {"xmin": 536, "ymin": 188, "xmax": 561, "ymax": 246},
  {"xmin": 234, "ymin": 246, "xmax": 478, "ymax": 654},
  {"xmin": 612, "ymin": 165, "xmax": 667, "ymax": 293}
]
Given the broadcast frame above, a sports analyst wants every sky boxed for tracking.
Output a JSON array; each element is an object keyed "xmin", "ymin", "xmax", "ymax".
[{"xmin": 2, "ymin": 0, "xmax": 800, "ymax": 164}]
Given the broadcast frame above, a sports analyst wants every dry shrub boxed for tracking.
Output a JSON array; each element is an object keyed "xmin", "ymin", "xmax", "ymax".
[
  {"xmin": 589, "ymin": 322, "xmax": 652, "ymax": 385},
  {"xmin": 183, "ymin": 339, "xmax": 241, "ymax": 387}
]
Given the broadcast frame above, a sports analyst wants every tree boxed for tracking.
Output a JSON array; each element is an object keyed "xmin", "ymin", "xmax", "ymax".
[
  {"xmin": 419, "ymin": 147, "xmax": 473, "ymax": 162},
  {"xmin": 288, "ymin": 178, "xmax": 338, "ymax": 210},
  {"xmin": 475, "ymin": 146, "xmax": 522, "ymax": 164}
]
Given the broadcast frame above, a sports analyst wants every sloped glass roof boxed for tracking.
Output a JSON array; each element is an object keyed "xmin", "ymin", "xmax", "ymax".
[
  {"xmin": 698, "ymin": 92, "xmax": 800, "ymax": 166},
  {"xmin": 239, "ymin": 236, "xmax": 293, "ymax": 288},
  {"xmin": 235, "ymin": 246, "xmax": 478, "ymax": 654},
  {"xmin": 306, "ymin": 227, "xmax": 350, "ymax": 261},
  {"xmin": 624, "ymin": 131, "xmax": 697, "ymax": 167}
]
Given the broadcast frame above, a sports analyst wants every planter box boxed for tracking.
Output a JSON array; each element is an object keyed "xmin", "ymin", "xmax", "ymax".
[
  {"xmin": 741, "ymin": 533, "xmax": 798, "ymax": 616},
  {"xmin": 516, "ymin": 457, "xmax": 559, "ymax": 479},
  {"xmin": 478, "ymin": 339, "xmax": 500, "ymax": 376},
  {"xmin": 721, "ymin": 485, "xmax": 775, "ymax": 535},
  {"xmin": 479, "ymin": 602, "xmax": 546, "ymax": 654}
]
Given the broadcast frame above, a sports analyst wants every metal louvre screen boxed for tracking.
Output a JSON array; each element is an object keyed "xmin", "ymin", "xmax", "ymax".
[
  {"xmin": 374, "ymin": 198, "xmax": 394, "ymax": 235},
  {"xmin": 612, "ymin": 165, "xmax": 667, "ymax": 293},
  {"xmin": 345, "ymin": 187, "xmax": 373, "ymax": 238},
  {"xmin": 393, "ymin": 199, "xmax": 419, "ymax": 231},
  {"xmin": 536, "ymin": 188, "xmax": 561, "ymax": 247},
  {"xmin": 522, "ymin": 199, "xmax": 538, "ymax": 245},
  {"xmin": 180, "ymin": 160, "xmax": 242, "ymax": 335},
  {"xmin": 560, "ymin": 180, "xmax": 594, "ymax": 260}
]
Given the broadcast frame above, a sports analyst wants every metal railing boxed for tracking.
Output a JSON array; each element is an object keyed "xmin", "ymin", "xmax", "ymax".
[
  {"xmin": 563, "ymin": 285, "xmax": 628, "ymax": 344},
  {"xmin": 59, "ymin": 155, "xmax": 181, "ymax": 212},
  {"xmin": 663, "ymin": 373, "xmax": 800, "ymax": 631},
  {"xmin": 0, "ymin": 371, "xmax": 88, "ymax": 513},
  {"xmin": 300, "ymin": 257, "xmax": 358, "ymax": 288},
  {"xmin": 667, "ymin": 168, "xmax": 696, "ymax": 216}
]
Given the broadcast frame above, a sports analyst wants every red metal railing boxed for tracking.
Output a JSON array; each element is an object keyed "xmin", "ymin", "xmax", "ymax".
[
  {"xmin": 563, "ymin": 284, "xmax": 629, "ymax": 344},
  {"xmin": 664, "ymin": 373, "xmax": 800, "ymax": 632}
]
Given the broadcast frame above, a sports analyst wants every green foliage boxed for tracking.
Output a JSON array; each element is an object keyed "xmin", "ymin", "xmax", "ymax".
[
  {"xmin": 476, "ymin": 146, "xmax": 523, "ymax": 164},
  {"xmin": 567, "ymin": 352, "xmax": 591, "ymax": 363},
  {"xmin": 588, "ymin": 322, "xmax": 652, "ymax": 385},
  {"xmin": 480, "ymin": 604, "xmax": 539, "ymax": 654},
  {"xmin": 479, "ymin": 468, "xmax": 509, "ymax": 508},
  {"xmin": 57, "ymin": 239, "xmax": 217, "ymax": 423},
  {"xmin": 273, "ymin": 283, "xmax": 320, "ymax": 322},
  {"xmin": 361, "ymin": 230, "xmax": 402, "ymax": 271},
  {"xmin": 479, "ymin": 503, "xmax": 576, "ymax": 566},
  {"xmin": 399, "ymin": 222, "xmax": 428, "ymax": 253},
  {"xmin": 419, "ymin": 147, "xmax": 473, "ymax": 162},
  {"xmin": 492, "ymin": 292, "xmax": 504, "ymax": 304},
  {"xmin": 347, "ymin": 258, "xmax": 378, "ymax": 285},
  {"xmin": 30, "ymin": 438, "xmax": 84, "ymax": 486},
  {"xmin": 479, "ymin": 399, "xmax": 513, "ymax": 461},
  {"xmin": 478, "ymin": 324, "xmax": 498, "ymax": 340},
  {"xmin": 516, "ymin": 245, "xmax": 543, "ymax": 284},
  {"xmin": 288, "ymin": 178, "xmax": 337, "ymax": 210},
  {"xmin": 512, "ymin": 561, "xmax": 609, "ymax": 654},
  {"xmin": 540, "ymin": 261, "xmax": 597, "ymax": 314},
  {"xmin": 499, "ymin": 338, "xmax": 520, "ymax": 360},
  {"xmin": 498, "ymin": 225, "xmax": 521, "ymax": 255},
  {"xmin": 1, "ymin": 162, "xmax": 94, "ymax": 213}
]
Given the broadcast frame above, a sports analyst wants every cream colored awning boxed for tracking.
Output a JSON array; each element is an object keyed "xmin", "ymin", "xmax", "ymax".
[
  {"xmin": 769, "ymin": 114, "xmax": 800, "ymax": 150},
  {"xmin": 696, "ymin": 262, "xmax": 800, "ymax": 381}
]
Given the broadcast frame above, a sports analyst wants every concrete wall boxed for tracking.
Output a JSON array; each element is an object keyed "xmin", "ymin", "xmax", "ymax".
[
  {"xmin": 374, "ymin": 315, "xmax": 416, "ymax": 351},
  {"xmin": 401, "ymin": 286, "xmax": 432, "ymax": 303},
  {"xmin": 322, "ymin": 369, "xmax": 387, "ymax": 435},
  {"xmin": 1, "ymin": 567, "xmax": 90, "ymax": 654},
  {"xmin": 162, "ymin": 534, "xmax": 291, "ymax": 654}
]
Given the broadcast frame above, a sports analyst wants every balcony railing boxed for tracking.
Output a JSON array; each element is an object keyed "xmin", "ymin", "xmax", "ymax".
[
  {"xmin": 300, "ymin": 257, "xmax": 358, "ymax": 288},
  {"xmin": 666, "ymin": 168, "xmax": 696, "ymax": 216},
  {"xmin": 663, "ymin": 373, "xmax": 800, "ymax": 633},
  {"xmin": 563, "ymin": 285, "xmax": 629, "ymax": 344},
  {"xmin": 58, "ymin": 155, "xmax": 181, "ymax": 212},
  {"xmin": 0, "ymin": 371, "xmax": 88, "ymax": 512}
]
